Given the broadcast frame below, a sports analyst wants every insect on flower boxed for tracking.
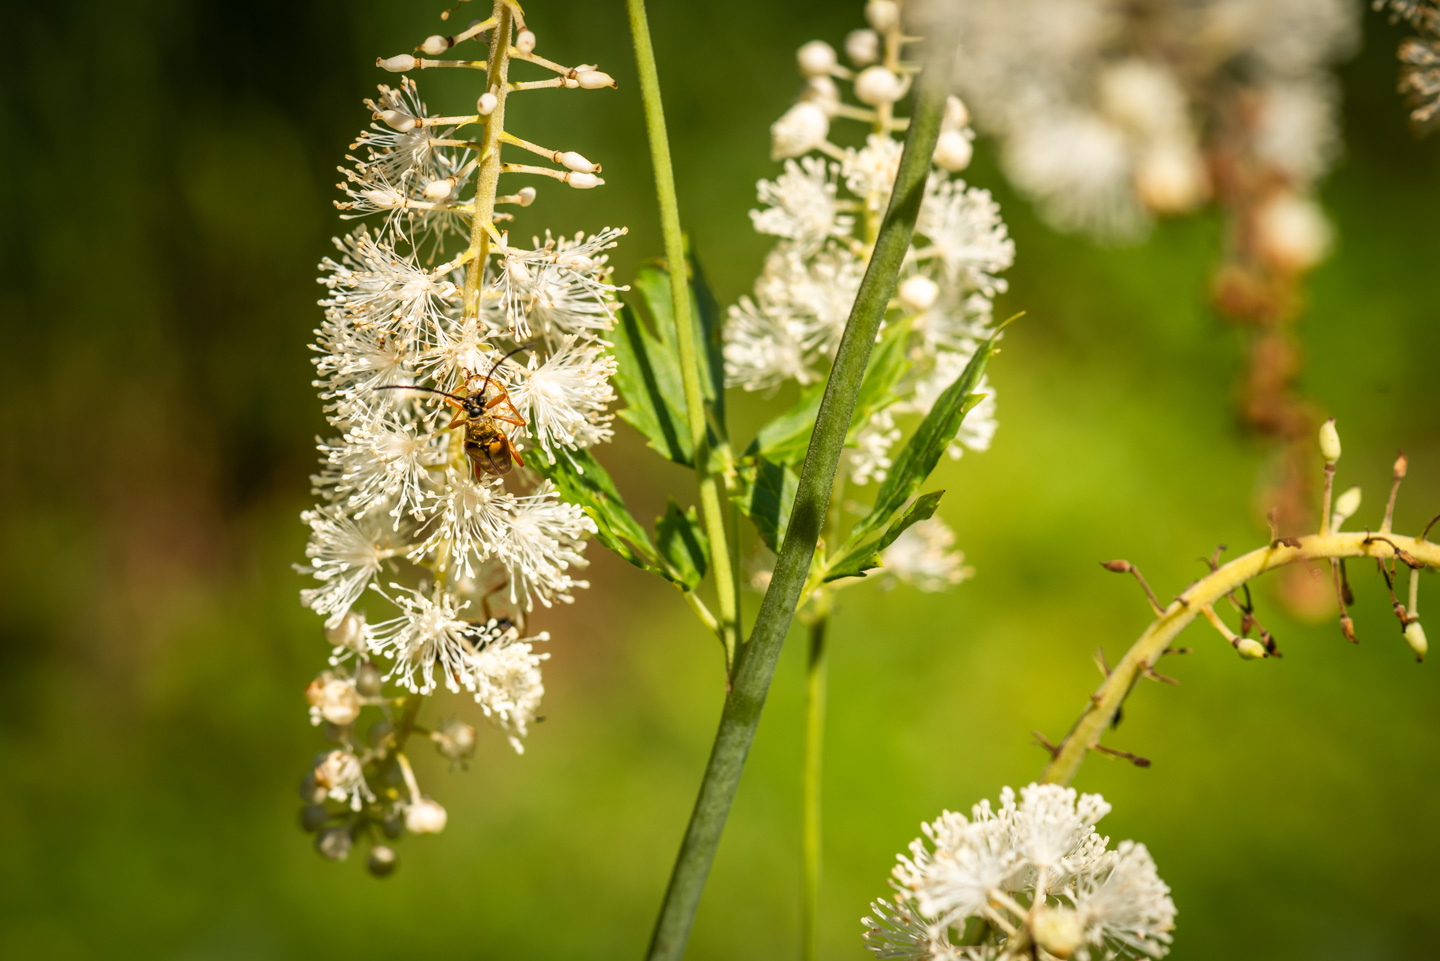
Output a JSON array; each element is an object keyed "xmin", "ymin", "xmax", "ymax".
[{"xmin": 376, "ymin": 345, "xmax": 532, "ymax": 480}]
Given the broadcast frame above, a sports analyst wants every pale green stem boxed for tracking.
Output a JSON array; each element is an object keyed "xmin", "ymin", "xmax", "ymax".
[
  {"xmin": 642, "ymin": 34, "xmax": 957, "ymax": 961},
  {"xmin": 626, "ymin": 0, "xmax": 741, "ymax": 672},
  {"xmin": 462, "ymin": 0, "xmax": 514, "ymax": 319},
  {"xmin": 801, "ymin": 614, "xmax": 828, "ymax": 961},
  {"xmin": 1041, "ymin": 531, "xmax": 1440, "ymax": 786}
]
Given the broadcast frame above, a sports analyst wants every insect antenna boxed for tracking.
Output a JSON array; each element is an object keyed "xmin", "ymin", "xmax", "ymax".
[
  {"xmin": 480, "ymin": 342, "xmax": 536, "ymax": 397},
  {"xmin": 373, "ymin": 384, "xmax": 466, "ymax": 401}
]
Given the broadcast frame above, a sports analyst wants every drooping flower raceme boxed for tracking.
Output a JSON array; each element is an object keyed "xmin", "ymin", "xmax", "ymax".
[
  {"xmin": 725, "ymin": 0, "xmax": 1014, "ymax": 588},
  {"xmin": 295, "ymin": 1, "xmax": 621, "ymax": 873},
  {"xmin": 864, "ymin": 783, "xmax": 1176, "ymax": 961}
]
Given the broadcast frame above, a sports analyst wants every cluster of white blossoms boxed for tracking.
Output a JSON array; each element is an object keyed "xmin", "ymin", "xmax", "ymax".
[
  {"xmin": 944, "ymin": 0, "xmax": 1358, "ymax": 255},
  {"xmin": 296, "ymin": 0, "xmax": 620, "ymax": 872},
  {"xmin": 865, "ymin": 784, "xmax": 1176, "ymax": 961},
  {"xmin": 726, "ymin": 0, "xmax": 1012, "ymax": 590},
  {"xmin": 1382, "ymin": 0, "xmax": 1440, "ymax": 131}
]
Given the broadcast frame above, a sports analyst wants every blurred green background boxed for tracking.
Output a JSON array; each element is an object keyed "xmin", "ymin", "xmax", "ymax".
[{"xmin": 3, "ymin": 1, "xmax": 1438, "ymax": 958}]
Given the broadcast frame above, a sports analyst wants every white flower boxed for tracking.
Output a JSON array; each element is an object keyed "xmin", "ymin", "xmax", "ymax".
[
  {"xmin": 313, "ymin": 749, "xmax": 373, "ymax": 811},
  {"xmin": 299, "ymin": 506, "xmax": 396, "ymax": 627},
  {"xmin": 1007, "ymin": 783, "xmax": 1112, "ymax": 873},
  {"xmin": 750, "ymin": 156, "xmax": 854, "ymax": 250},
  {"xmin": 849, "ymin": 409, "xmax": 900, "ymax": 486},
  {"xmin": 497, "ymin": 481, "xmax": 597, "ymax": 610},
  {"xmin": 843, "ymin": 134, "xmax": 904, "ymax": 208},
  {"xmin": 862, "ymin": 896, "xmax": 974, "ymax": 961},
  {"xmin": 916, "ymin": 179, "xmax": 1015, "ymax": 296},
  {"xmin": 352, "ymin": 79, "xmax": 450, "ymax": 185},
  {"xmin": 881, "ymin": 517, "xmax": 973, "ymax": 592},
  {"xmin": 494, "ymin": 229, "xmax": 625, "ymax": 341},
  {"xmin": 723, "ymin": 294, "xmax": 813, "ymax": 390},
  {"xmin": 404, "ymin": 797, "xmax": 448, "ymax": 834},
  {"xmin": 896, "ymin": 804, "xmax": 1024, "ymax": 928},
  {"xmin": 306, "ymin": 672, "xmax": 362, "ymax": 726},
  {"xmin": 1003, "ymin": 110, "xmax": 1144, "ymax": 241},
  {"xmin": 1071, "ymin": 841, "xmax": 1176, "ymax": 959},
  {"xmin": 318, "ymin": 227, "xmax": 457, "ymax": 343},
  {"xmin": 414, "ymin": 473, "xmax": 513, "ymax": 580},
  {"xmin": 368, "ymin": 584, "xmax": 495, "ymax": 695},
  {"xmin": 510, "ymin": 334, "xmax": 618, "ymax": 459},
  {"xmin": 319, "ymin": 416, "xmax": 445, "ymax": 524},
  {"xmin": 470, "ymin": 629, "xmax": 549, "ymax": 751}
]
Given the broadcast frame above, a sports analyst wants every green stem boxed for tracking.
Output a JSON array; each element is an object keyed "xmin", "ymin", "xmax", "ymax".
[
  {"xmin": 801, "ymin": 614, "xmax": 828, "ymax": 961},
  {"xmin": 626, "ymin": 0, "xmax": 741, "ymax": 672},
  {"xmin": 462, "ymin": 0, "xmax": 513, "ymax": 319},
  {"xmin": 642, "ymin": 35, "xmax": 957, "ymax": 961}
]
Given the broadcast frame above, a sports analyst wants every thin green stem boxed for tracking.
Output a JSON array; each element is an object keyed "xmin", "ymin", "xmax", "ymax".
[
  {"xmin": 462, "ymin": 0, "xmax": 514, "ymax": 319},
  {"xmin": 626, "ymin": 0, "xmax": 741, "ymax": 672},
  {"xmin": 642, "ymin": 34, "xmax": 957, "ymax": 961},
  {"xmin": 801, "ymin": 614, "xmax": 828, "ymax": 961}
]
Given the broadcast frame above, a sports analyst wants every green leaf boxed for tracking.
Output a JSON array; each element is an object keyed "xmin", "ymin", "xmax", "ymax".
[
  {"xmin": 529, "ymin": 446, "xmax": 663, "ymax": 576},
  {"xmin": 823, "ymin": 489, "xmax": 944, "ymax": 582},
  {"xmin": 847, "ymin": 332, "xmax": 999, "ymax": 547},
  {"xmin": 611, "ymin": 299, "xmax": 693, "ymax": 466},
  {"xmin": 732, "ymin": 457, "xmax": 799, "ymax": 553},
  {"xmin": 689, "ymin": 252, "xmax": 728, "ymax": 426},
  {"xmin": 655, "ymin": 499, "xmax": 710, "ymax": 591}
]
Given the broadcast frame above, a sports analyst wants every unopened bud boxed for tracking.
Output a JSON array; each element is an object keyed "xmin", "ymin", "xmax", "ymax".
[
  {"xmin": 932, "ymin": 129, "xmax": 973, "ymax": 172},
  {"xmin": 770, "ymin": 101, "xmax": 830, "ymax": 160},
  {"xmin": 516, "ymin": 186, "xmax": 536, "ymax": 206},
  {"xmin": 854, "ymin": 66, "xmax": 905, "ymax": 106},
  {"xmin": 515, "ymin": 29, "xmax": 536, "ymax": 54},
  {"xmin": 1135, "ymin": 142, "xmax": 1208, "ymax": 214},
  {"xmin": 1405, "ymin": 620, "xmax": 1427, "ymax": 660},
  {"xmin": 382, "ymin": 811, "xmax": 404, "ymax": 839},
  {"xmin": 367, "ymin": 844, "xmax": 399, "ymax": 877},
  {"xmin": 898, "ymin": 274, "xmax": 939, "ymax": 312},
  {"xmin": 307, "ymin": 675, "xmax": 361, "ymax": 726},
  {"xmin": 865, "ymin": 0, "xmax": 900, "ymax": 32},
  {"xmin": 314, "ymin": 825, "xmax": 352, "ymax": 861},
  {"xmin": 1332, "ymin": 486, "xmax": 1362, "ymax": 529},
  {"xmin": 1340, "ymin": 615, "xmax": 1357, "ymax": 644},
  {"xmin": 1031, "ymin": 905, "xmax": 1083, "ymax": 959},
  {"xmin": 378, "ymin": 54, "xmax": 417, "ymax": 73},
  {"xmin": 1100, "ymin": 560, "xmax": 1132, "ymax": 573},
  {"xmin": 576, "ymin": 70, "xmax": 616, "ymax": 89},
  {"xmin": 299, "ymin": 772, "xmax": 327, "ymax": 804},
  {"xmin": 377, "ymin": 109, "xmax": 417, "ymax": 133},
  {"xmin": 433, "ymin": 717, "xmax": 478, "ymax": 762},
  {"xmin": 299, "ymin": 804, "xmax": 329, "ymax": 833},
  {"xmin": 845, "ymin": 29, "xmax": 880, "ymax": 67},
  {"xmin": 419, "ymin": 35, "xmax": 450, "ymax": 56},
  {"xmin": 423, "ymin": 178, "xmax": 456, "ymax": 201},
  {"xmin": 1319, "ymin": 418, "xmax": 1341, "ymax": 464},
  {"xmin": 477, "ymin": 91, "xmax": 498, "ymax": 115},
  {"xmin": 560, "ymin": 150, "xmax": 599, "ymax": 173},
  {"xmin": 1255, "ymin": 193, "xmax": 1331, "ymax": 273},
  {"xmin": 942, "ymin": 95, "xmax": 970, "ymax": 130},
  {"xmin": 1394, "ymin": 451, "xmax": 1409, "ymax": 478},
  {"xmin": 314, "ymin": 749, "xmax": 362, "ymax": 791},
  {"xmin": 566, "ymin": 172, "xmax": 603, "ymax": 189},
  {"xmin": 1236, "ymin": 637, "xmax": 1267, "ymax": 660},
  {"xmin": 797, "ymin": 40, "xmax": 837, "ymax": 77},
  {"xmin": 800, "ymin": 75, "xmax": 840, "ymax": 112},
  {"xmin": 356, "ymin": 661, "xmax": 383, "ymax": 697},
  {"xmin": 324, "ymin": 611, "xmax": 365, "ymax": 653},
  {"xmin": 405, "ymin": 798, "xmax": 448, "ymax": 834}
]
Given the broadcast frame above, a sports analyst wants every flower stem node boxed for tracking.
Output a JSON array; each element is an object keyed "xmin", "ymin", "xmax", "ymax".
[
  {"xmin": 419, "ymin": 35, "xmax": 451, "ymax": 56},
  {"xmin": 515, "ymin": 29, "xmax": 536, "ymax": 54},
  {"xmin": 324, "ymin": 611, "xmax": 366, "ymax": 653},
  {"xmin": 1405, "ymin": 620, "xmax": 1427, "ymax": 661},
  {"xmin": 854, "ymin": 66, "xmax": 907, "ymax": 106},
  {"xmin": 405, "ymin": 798, "xmax": 448, "ymax": 835},
  {"xmin": 477, "ymin": 91, "xmax": 498, "ymax": 115},
  {"xmin": 560, "ymin": 151, "xmax": 600, "ymax": 173},
  {"xmin": 897, "ymin": 274, "xmax": 939, "ymax": 312},
  {"xmin": 1319, "ymin": 417, "xmax": 1342, "ymax": 464},
  {"xmin": 932, "ymin": 129, "xmax": 973, "ymax": 172},
  {"xmin": 1236, "ymin": 637, "xmax": 1268, "ymax": 660},
  {"xmin": 576, "ymin": 70, "xmax": 616, "ymax": 89},
  {"xmin": 845, "ymin": 28, "xmax": 880, "ymax": 67},
  {"xmin": 1031, "ymin": 904, "xmax": 1084, "ymax": 960},
  {"xmin": 314, "ymin": 825, "xmax": 352, "ymax": 861},
  {"xmin": 367, "ymin": 844, "xmax": 399, "ymax": 877},
  {"xmin": 864, "ymin": 1, "xmax": 900, "ymax": 33},
  {"xmin": 770, "ymin": 102, "xmax": 831, "ymax": 160},
  {"xmin": 377, "ymin": 54, "xmax": 417, "ymax": 73},
  {"xmin": 797, "ymin": 40, "xmax": 839, "ymax": 78}
]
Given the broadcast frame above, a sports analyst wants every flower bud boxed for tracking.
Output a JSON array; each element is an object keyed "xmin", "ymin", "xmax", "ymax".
[
  {"xmin": 560, "ymin": 151, "xmax": 599, "ymax": 173},
  {"xmin": 477, "ymin": 91, "xmax": 498, "ymax": 116},
  {"xmin": 1031, "ymin": 905, "xmax": 1083, "ymax": 959},
  {"xmin": 405, "ymin": 798, "xmax": 448, "ymax": 834},
  {"xmin": 419, "ymin": 35, "xmax": 450, "ymax": 56},
  {"xmin": 516, "ymin": 186, "xmax": 537, "ymax": 206},
  {"xmin": 433, "ymin": 717, "xmax": 478, "ymax": 762},
  {"xmin": 797, "ymin": 40, "xmax": 838, "ymax": 77},
  {"xmin": 800, "ymin": 76, "xmax": 840, "ymax": 113},
  {"xmin": 423, "ymin": 178, "xmax": 456, "ymax": 201},
  {"xmin": 1236, "ymin": 637, "xmax": 1267, "ymax": 660},
  {"xmin": 1405, "ymin": 621, "xmax": 1427, "ymax": 660},
  {"xmin": 299, "ymin": 804, "xmax": 329, "ymax": 833},
  {"xmin": 378, "ymin": 54, "xmax": 417, "ymax": 73},
  {"xmin": 368, "ymin": 844, "xmax": 399, "ymax": 877},
  {"xmin": 942, "ymin": 95, "xmax": 970, "ymax": 130},
  {"xmin": 865, "ymin": 0, "xmax": 900, "ymax": 32},
  {"xmin": 1331, "ymin": 486, "xmax": 1362, "ymax": 529},
  {"xmin": 515, "ymin": 29, "xmax": 536, "ymax": 54},
  {"xmin": 377, "ymin": 109, "xmax": 417, "ymax": 133},
  {"xmin": 770, "ymin": 102, "xmax": 830, "ymax": 160},
  {"xmin": 898, "ymin": 274, "xmax": 940, "ymax": 312},
  {"xmin": 299, "ymin": 772, "xmax": 327, "ymax": 804},
  {"xmin": 1255, "ymin": 193, "xmax": 1331, "ymax": 273},
  {"xmin": 576, "ymin": 70, "xmax": 616, "ymax": 89},
  {"xmin": 1319, "ymin": 418, "xmax": 1341, "ymax": 464},
  {"xmin": 324, "ymin": 611, "xmax": 365, "ymax": 653},
  {"xmin": 382, "ymin": 811, "xmax": 404, "ymax": 839},
  {"xmin": 566, "ymin": 172, "xmax": 603, "ymax": 189},
  {"xmin": 845, "ymin": 29, "xmax": 880, "ymax": 67},
  {"xmin": 307, "ymin": 675, "xmax": 361, "ymax": 726},
  {"xmin": 356, "ymin": 661, "xmax": 383, "ymax": 697},
  {"xmin": 314, "ymin": 749, "xmax": 363, "ymax": 791},
  {"xmin": 314, "ymin": 825, "xmax": 352, "ymax": 861},
  {"xmin": 1135, "ymin": 141, "xmax": 1208, "ymax": 214},
  {"xmin": 854, "ymin": 66, "xmax": 905, "ymax": 106},
  {"xmin": 932, "ymin": 129, "xmax": 973, "ymax": 172}
]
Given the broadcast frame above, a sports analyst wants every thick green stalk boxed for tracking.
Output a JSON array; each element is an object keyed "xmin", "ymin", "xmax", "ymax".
[
  {"xmin": 801, "ymin": 615, "xmax": 828, "ymax": 961},
  {"xmin": 626, "ymin": 0, "xmax": 742, "ymax": 671},
  {"xmin": 643, "ymin": 37, "xmax": 957, "ymax": 961}
]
